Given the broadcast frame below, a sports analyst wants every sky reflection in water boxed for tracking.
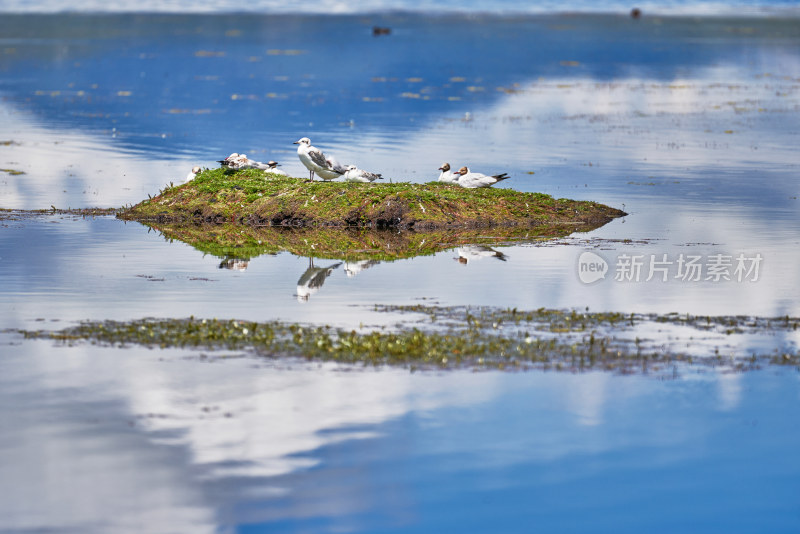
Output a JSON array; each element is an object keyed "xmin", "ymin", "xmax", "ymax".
[
  {"xmin": 1, "ymin": 339, "xmax": 799, "ymax": 534},
  {"xmin": 0, "ymin": 13, "xmax": 799, "ymax": 534},
  {"xmin": 1, "ymin": 14, "xmax": 798, "ymax": 319}
]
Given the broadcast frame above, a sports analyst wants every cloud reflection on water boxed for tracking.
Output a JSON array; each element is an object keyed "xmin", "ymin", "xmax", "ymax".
[{"xmin": 4, "ymin": 333, "xmax": 795, "ymax": 532}]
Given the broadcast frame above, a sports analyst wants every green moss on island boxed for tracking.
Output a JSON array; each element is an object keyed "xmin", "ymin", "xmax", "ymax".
[{"xmin": 117, "ymin": 168, "xmax": 626, "ymax": 230}]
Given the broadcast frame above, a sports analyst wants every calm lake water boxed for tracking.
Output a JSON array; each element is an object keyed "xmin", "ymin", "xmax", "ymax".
[{"xmin": 1, "ymin": 11, "xmax": 799, "ymax": 534}]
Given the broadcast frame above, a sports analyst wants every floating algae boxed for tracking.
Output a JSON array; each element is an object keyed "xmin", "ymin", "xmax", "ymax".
[{"xmin": 16, "ymin": 306, "xmax": 799, "ymax": 375}]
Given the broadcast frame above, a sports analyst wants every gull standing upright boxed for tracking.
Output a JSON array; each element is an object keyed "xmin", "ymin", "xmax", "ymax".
[
  {"xmin": 344, "ymin": 164, "xmax": 383, "ymax": 183},
  {"xmin": 452, "ymin": 166, "xmax": 510, "ymax": 188},
  {"xmin": 294, "ymin": 137, "xmax": 342, "ymax": 181},
  {"xmin": 437, "ymin": 162, "xmax": 458, "ymax": 183}
]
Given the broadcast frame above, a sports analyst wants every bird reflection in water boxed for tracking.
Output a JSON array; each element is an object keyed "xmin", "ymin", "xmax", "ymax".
[
  {"xmin": 218, "ymin": 257, "xmax": 250, "ymax": 271},
  {"xmin": 295, "ymin": 257, "xmax": 342, "ymax": 302},
  {"xmin": 344, "ymin": 259, "xmax": 381, "ymax": 278},
  {"xmin": 455, "ymin": 245, "xmax": 508, "ymax": 265}
]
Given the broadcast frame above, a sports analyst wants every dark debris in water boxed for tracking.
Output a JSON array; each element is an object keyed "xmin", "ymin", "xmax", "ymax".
[
  {"xmin": 0, "ymin": 207, "xmax": 122, "ymax": 221},
  {"xmin": 15, "ymin": 305, "xmax": 800, "ymax": 376}
]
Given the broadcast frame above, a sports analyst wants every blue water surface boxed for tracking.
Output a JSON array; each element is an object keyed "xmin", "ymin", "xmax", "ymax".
[{"xmin": 1, "ymin": 10, "xmax": 799, "ymax": 534}]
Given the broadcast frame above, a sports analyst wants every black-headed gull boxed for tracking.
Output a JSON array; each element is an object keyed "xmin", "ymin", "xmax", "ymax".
[
  {"xmin": 264, "ymin": 161, "xmax": 287, "ymax": 176},
  {"xmin": 453, "ymin": 166, "xmax": 510, "ymax": 188},
  {"xmin": 344, "ymin": 164, "xmax": 383, "ymax": 183},
  {"xmin": 185, "ymin": 166, "xmax": 201, "ymax": 183},
  {"xmin": 293, "ymin": 137, "xmax": 343, "ymax": 181},
  {"xmin": 437, "ymin": 162, "xmax": 458, "ymax": 183}
]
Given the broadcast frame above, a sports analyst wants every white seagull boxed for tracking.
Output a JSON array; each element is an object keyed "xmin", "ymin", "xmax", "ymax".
[
  {"xmin": 344, "ymin": 164, "xmax": 383, "ymax": 183},
  {"xmin": 185, "ymin": 166, "xmax": 201, "ymax": 183},
  {"xmin": 293, "ymin": 137, "xmax": 343, "ymax": 181},
  {"xmin": 453, "ymin": 166, "xmax": 510, "ymax": 188},
  {"xmin": 437, "ymin": 162, "xmax": 458, "ymax": 183}
]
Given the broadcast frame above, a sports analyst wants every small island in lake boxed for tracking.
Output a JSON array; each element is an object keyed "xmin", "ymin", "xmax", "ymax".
[{"xmin": 118, "ymin": 168, "xmax": 626, "ymax": 231}]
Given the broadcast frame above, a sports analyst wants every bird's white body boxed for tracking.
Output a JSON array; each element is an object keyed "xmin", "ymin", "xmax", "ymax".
[
  {"xmin": 316, "ymin": 169, "xmax": 342, "ymax": 180},
  {"xmin": 344, "ymin": 164, "xmax": 382, "ymax": 183},
  {"xmin": 437, "ymin": 162, "xmax": 458, "ymax": 183},
  {"xmin": 453, "ymin": 166, "xmax": 510, "ymax": 188}
]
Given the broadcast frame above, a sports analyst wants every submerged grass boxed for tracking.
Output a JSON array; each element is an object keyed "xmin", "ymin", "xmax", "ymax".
[
  {"xmin": 17, "ymin": 305, "xmax": 800, "ymax": 375},
  {"xmin": 118, "ymin": 168, "xmax": 626, "ymax": 230}
]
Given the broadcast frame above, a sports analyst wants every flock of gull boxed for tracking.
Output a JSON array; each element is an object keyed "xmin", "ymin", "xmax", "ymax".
[
  {"xmin": 186, "ymin": 137, "xmax": 511, "ymax": 188},
  {"xmin": 180, "ymin": 136, "xmax": 514, "ymax": 302}
]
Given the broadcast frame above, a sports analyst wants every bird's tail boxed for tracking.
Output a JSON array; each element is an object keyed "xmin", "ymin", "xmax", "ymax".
[{"xmin": 493, "ymin": 173, "xmax": 509, "ymax": 182}]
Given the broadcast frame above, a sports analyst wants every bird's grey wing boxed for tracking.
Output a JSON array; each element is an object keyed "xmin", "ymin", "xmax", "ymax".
[
  {"xmin": 308, "ymin": 149, "xmax": 329, "ymax": 169},
  {"xmin": 297, "ymin": 267, "xmax": 322, "ymax": 287},
  {"xmin": 308, "ymin": 262, "xmax": 342, "ymax": 289},
  {"xmin": 308, "ymin": 270, "xmax": 330, "ymax": 290}
]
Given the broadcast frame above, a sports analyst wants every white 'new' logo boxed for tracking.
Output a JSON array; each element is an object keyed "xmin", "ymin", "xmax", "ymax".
[{"xmin": 578, "ymin": 251, "xmax": 608, "ymax": 284}]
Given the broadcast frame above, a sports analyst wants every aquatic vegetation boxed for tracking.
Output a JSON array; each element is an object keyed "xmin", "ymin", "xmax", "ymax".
[
  {"xmin": 18, "ymin": 306, "xmax": 799, "ymax": 375},
  {"xmin": 118, "ymin": 168, "xmax": 626, "ymax": 230}
]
